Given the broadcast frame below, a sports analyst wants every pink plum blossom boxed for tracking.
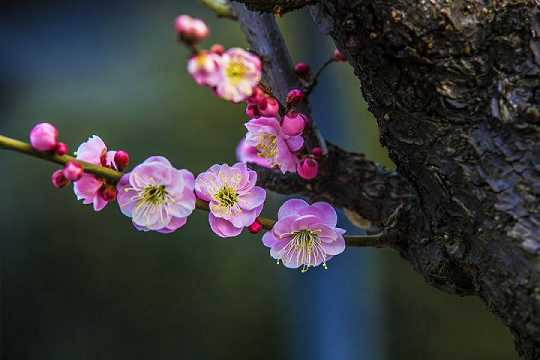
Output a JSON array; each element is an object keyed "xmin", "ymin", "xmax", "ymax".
[
  {"xmin": 195, "ymin": 163, "xmax": 266, "ymax": 237},
  {"xmin": 187, "ymin": 51, "xmax": 221, "ymax": 86},
  {"xmin": 117, "ymin": 156, "xmax": 196, "ymax": 233},
  {"xmin": 262, "ymin": 199, "xmax": 346, "ymax": 272},
  {"xmin": 244, "ymin": 117, "xmax": 303, "ymax": 173},
  {"xmin": 73, "ymin": 136, "xmax": 117, "ymax": 211},
  {"xmin": 236, "ymin": 138, "xmax": 272, "ymax": 168},
  {"xmin": 215, "ymin": 48, "xmax": 262, "ymax": 103}
]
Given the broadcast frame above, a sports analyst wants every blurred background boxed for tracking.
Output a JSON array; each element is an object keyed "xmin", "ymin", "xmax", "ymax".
[{"xmin": 0, "ymin": 1, "xmax": 518, "ymax": 359}]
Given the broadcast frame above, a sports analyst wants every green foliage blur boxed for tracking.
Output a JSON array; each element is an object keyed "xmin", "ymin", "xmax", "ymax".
[{"xmin": 0, "ymin": 1, "xmax": 517, "ymax": 359}]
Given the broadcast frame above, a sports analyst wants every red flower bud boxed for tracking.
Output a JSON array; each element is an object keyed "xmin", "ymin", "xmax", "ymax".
[
  {"xmin": 55, "ymin": 142, "xmax": 68, "ymax": 156},
  {"xmin": 297, "ymin": 158, "xmax": 319, "ymax": 180},
  {"xmin": 246, "ymin": 104, "xmax": 260, "ymax": 118},
  {"xmin": 294, "ymin": 62, "xmax": 311, "ymax": 79},
  {"xmin": 210, "ymin": 43, "xmax": 225, "ymax": 55},
  {"xmin": 114, "ymin": 150, "xmax": 130, "ymax": 171},
  {"xmin": 259, "ymin": 97, "xmax": 279, "ymax": 117},
  {"xmin": 333, "ymin": 49, "xmax": 346, "ymax": 62},
  {"xmin": 51, "ymin": 169, "xmax": 70, "ymax": 188},
  {"xmin": 286, "ymin": 88, "xmax": 304, "ymax": 105},
  {"xmin": 311, "ymin": 147, "xmax": 323, "ymax": 159},
  {"xmin": 248, "ymin": 219, "xmax": 263, "ymax": 234}
]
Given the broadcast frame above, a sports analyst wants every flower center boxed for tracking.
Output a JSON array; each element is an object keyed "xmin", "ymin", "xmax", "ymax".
[
  {"xmin": 256, "ymin": 133, "xmax": 278, "ymax": 159},
  {"xmin": 285, "ymin": 229, "xmax": 327, "ymax": 272},
  {"xmin": 215, "ymin": 185, "xmax": 239, "ymax": 208},
  {"xmin": 225, "ymin": 61, "xmax": 248, "ymax": 84},
  {"xmin": 141, "ymin": 184, "xmax": 167, "ymax": 205}
]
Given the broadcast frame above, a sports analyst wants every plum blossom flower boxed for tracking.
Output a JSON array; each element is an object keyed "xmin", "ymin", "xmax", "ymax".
[
  {"xmin": 117, "ymin": 156, "xmax": 196, "ymax": 233},
  {"xmin": 244, "ymin": 117, "xmax": 303, "ymax": 173},
  {"xmin": 73, "ymin": 136, "xmax": 117, "ymax": 211},
  {"xmin": 188, "ymin": 51, "xmax": 221, "ymax": 86},
  {"xmin": 215, "ymin": 48, "xmax": 262, "ymax": 103},
  {"xmin": 236, "ymin": 138, "xmax": 272, "ymax": 168},
  {"xmin": 195, "ymin": 163, "xmax": 266, "ymax": 237},
  {"xmin": 262, "ymin": 199, "xmax": 346, "ymax": 272}
]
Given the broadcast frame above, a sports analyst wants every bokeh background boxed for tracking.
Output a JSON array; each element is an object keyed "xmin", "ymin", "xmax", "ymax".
[{"xmin": 0, "ymin": 1, "xmax": 518, "ymax": 359}]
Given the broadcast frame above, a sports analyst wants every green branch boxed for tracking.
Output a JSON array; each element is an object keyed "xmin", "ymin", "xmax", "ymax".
[{"xmin": 0, "ymin": 133, "xmax": 384, "ymax": 247}]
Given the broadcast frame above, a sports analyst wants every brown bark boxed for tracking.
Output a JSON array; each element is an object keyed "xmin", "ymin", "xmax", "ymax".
[{"xmin": 231, "ymin": 1, "xmax": 540, "ymax": 358}]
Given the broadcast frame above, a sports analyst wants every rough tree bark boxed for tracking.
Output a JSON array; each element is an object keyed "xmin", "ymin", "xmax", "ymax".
[{"xmin": 231, "ymin": 1, "xmax": 540, "ymax": 358}]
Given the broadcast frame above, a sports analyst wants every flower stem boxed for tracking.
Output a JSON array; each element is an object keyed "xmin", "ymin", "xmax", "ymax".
[
  {"xmin": 0, "ymin": 133, "xmax": 383, "ymax": 247},
  {"xmin": 304, "ymin": 57, "xmax": 336, "ymax": 97}
]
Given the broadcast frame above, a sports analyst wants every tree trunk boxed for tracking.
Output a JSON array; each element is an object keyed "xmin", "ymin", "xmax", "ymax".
[{"xmin": 233, "ymin": 0, "xmax": 540, "ymax": 358}]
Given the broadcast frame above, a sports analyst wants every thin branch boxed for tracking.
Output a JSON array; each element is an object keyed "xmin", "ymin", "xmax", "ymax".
[
  {"xmin": 0, "ymin": 133, "xmax": 383, "ymax": 247},
  {"xmin": 304, "ymin": 57, "xmax": 335, "ymax": 96},
  {"xmin": 199, "ymin": 0, "xmax": 238, "ymax": 20}
]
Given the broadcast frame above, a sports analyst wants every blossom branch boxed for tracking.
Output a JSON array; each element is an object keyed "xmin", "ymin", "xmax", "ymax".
[
  {"xmin": 0, "ymin": 133, "xmax": 385, "ymax": 247},
  {"xmin": 231, "ymin": 2, "xmax": 327, "ymax": 154},
  {"xmin": 251, "ymin": 142, "xmax": 415, "ymax": 227}
]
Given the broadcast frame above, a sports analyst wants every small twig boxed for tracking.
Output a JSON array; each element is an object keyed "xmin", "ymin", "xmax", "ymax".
[
  {"xmin": 304, "ymin": 57, "xmax": 335, "ymax": 96},
  {"xmin": 0, "ymin": 133, "xmax": 381, "ymax": 247},
  {"xmin": 199, "ymin": 0, "xmax": 238, "ymax": 20}
]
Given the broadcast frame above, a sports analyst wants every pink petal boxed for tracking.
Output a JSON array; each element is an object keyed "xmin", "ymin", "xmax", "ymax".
[
  {"xmin": 209, "ymin": 213, "xmax": 243, "ymax": 238},
  {"xmin": 277, "ymin": 199, "xmax": 309, "ymax": 219},
  {"xmin": 237, "ymin": 186, "xmax": 266, "ymax": 210},
  {"xmin": 286, "ymin": 135, "xmax": 304, "ymax": 152},
  {"xmin": 158, "ymin": 216, "xmax": 188, "ymax": 234},
  {"xmin": 321, "ymin": 234, "xmax": 346, "ymax": 256},
  {"xmin": 262, "ymin": 231, "xmax": 279, "ymax": 247},
  {"xmin": 311, "ymin": 202, "xmax": 338, "ymax": 227}
]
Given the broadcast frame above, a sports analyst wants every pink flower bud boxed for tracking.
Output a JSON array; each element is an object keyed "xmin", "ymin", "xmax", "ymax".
[
  {"xmin": 99, "ymin": 184, "xmax": 117, "ymax": 202},
  {"xmin": 247, "ymin": 86, "xmax": 266, "ymax": 105},
  {"xmin": 294, "ymin": 62, "xmax": 311, "ymax": 79},
  {"xmin": 333, "ymin": 49, "xmax": 346, "ymax": 62},
  {"xmin": 282, "ymin": 111, "xmax": 306, "ymax": 136},
  {"xmin": 248, "ymin": 219, "xmax": 263, "ymax": 234},
  {"xmin": 114, "ymin": 150, "xmax": 130, "ymax": 171},
  {"xmin": 30, "ymin": 123, "xmax": 58, "ymax": 151},
  {"xmin": 174, "ymin": 15, "xmax": 209, "ymax": 43},
  {"xmin": 259, "ymin": 97, "xmax": 279, "ymax": 117},
  {"xmin": 297, "ymin": 158, "xmax": 318, "ymax": 180},
  {"xmin": 246, "ymin": 104, "xmax": 260, "ymax": 118},
  {"xmin": 210, "ymin": 43, "xmax": 225, "ymax": 55},
  {"xmin": 63, "ymin": 160, "xmax": 83, "ymax": 181},
  {"xmin": 311, "ymin": 147, "xmax": 322, "ymax": 159},
  {"xmin": 286, "ymin": 89, "xmax": 304, "ymax": 105},
  {"xmin": 51, "ymin": 169, "xmax": 70, "ymax": 188},
  {"xmin": 55, "ymin": 142, "xmax": 68, "ymax": 156}
]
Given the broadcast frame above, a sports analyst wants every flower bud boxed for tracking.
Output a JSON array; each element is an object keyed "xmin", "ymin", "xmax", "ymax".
[
  {"xmin": 248, "ymin": 219, "xmax": 263, "ymax": 234},
  {"xmin": 174, "ymin": 15, "xmax": 209, "ymax": 43},
  {"xmin": 259, "ymin": 97, "xmax": 279, "ymax": 117},
  {"xmin": 333, "ymin": 49, "xmax": 346, "ymax": 62},
  {"xmin": 114, "ymin": 150, "xmax": 130, "ymax": 171},
  {"xmin": 63, "ymin": 161, "xmax": 83, "ymax": 181},
  {"xmin": 245, "ymin": 104, "xmax": 260, "ymax": 118},
  {"xmin": 55, "ymin": 142, "xmax": 68, "ymax": 156},
  {"xmin": 99, "ymin": 184, "xmax": 117, "ymax": 202},
  {"xmin": 247, "ymin": 86, "xmax": 266, "ymax": 105},
  {"xmin": 297, "ymin": 158, "xmax": 318, "ymax": 180},
  {"xmin": 210, "ymin": 43, "xmax": 225, "ymax": 55},
  {"xmin": 286, "ymin": 89, "xmax": 304, "ymax": 105},
  {"xmin": 311, "ymin": 147, "xmax": 322, "ymax": 159},
  {"xmin": 282, "ymin": 111, "xmax": 306, "ymax": 136},
  {"xmin": 51, "ymin": 169, "xmax": 70, "ymax": 188},
  {"xmin": 30, "ymin": 122, "xmax": 58, "ymax": 151},
  {"xmin": 294, "ymin": 62, "xmax": 311, "ymax": 79}
]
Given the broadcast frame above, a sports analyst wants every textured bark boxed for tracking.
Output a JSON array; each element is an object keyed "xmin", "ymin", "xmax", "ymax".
[{"xmin": 233, "ymin": 0, "xmax": 540, "ymax": 358}]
